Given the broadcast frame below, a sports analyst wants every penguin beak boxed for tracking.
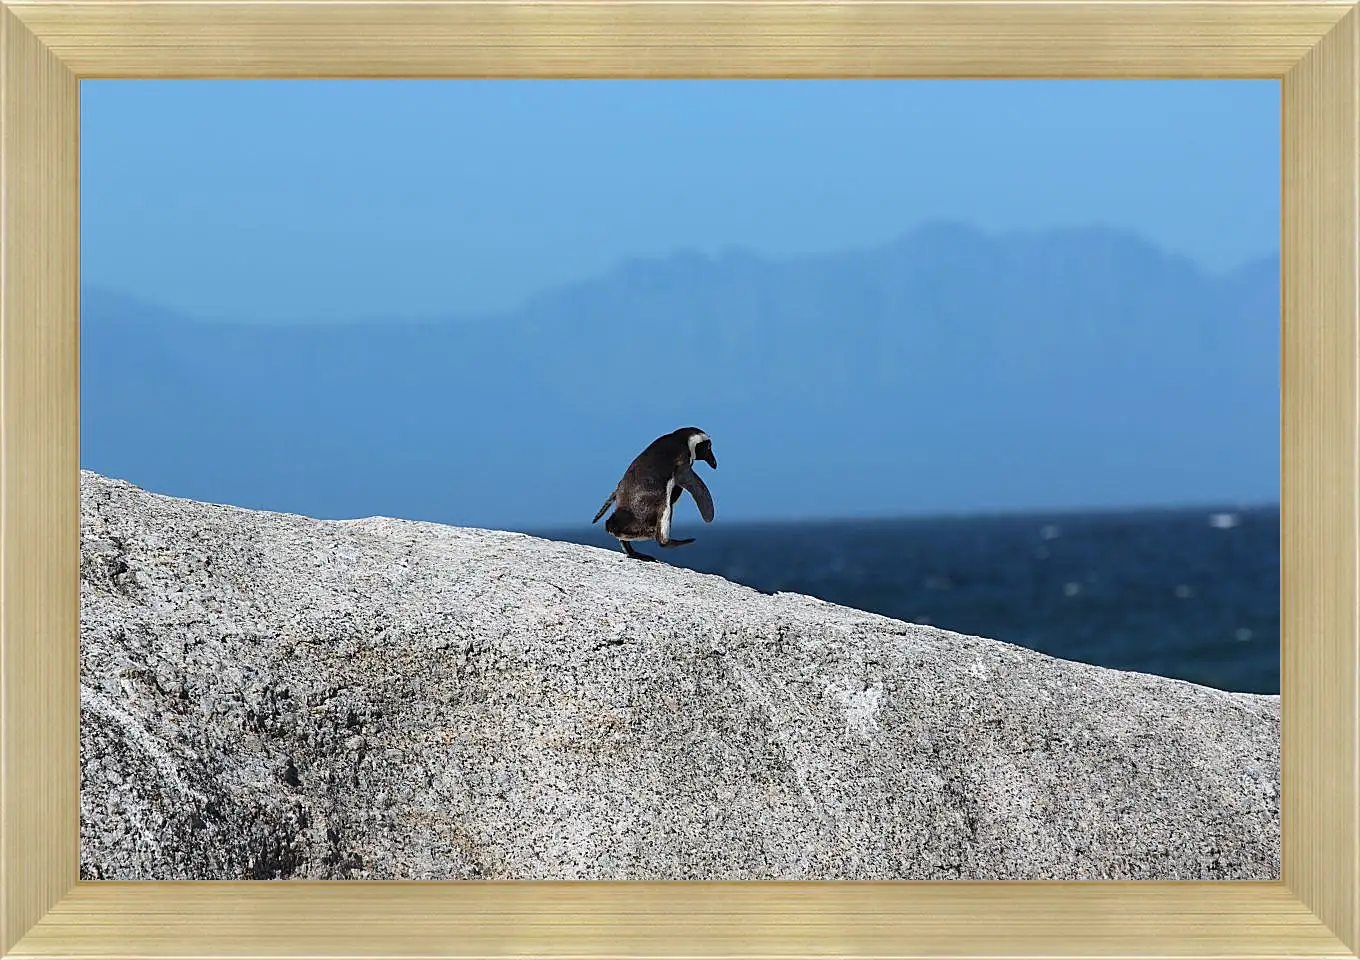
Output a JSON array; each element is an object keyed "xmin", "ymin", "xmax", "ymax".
[{"xmin": 703, "ymin": 451, "xmax": 717, "ymax": 470}]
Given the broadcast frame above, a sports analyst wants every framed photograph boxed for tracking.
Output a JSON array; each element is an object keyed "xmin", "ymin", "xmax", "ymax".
[{"xmin": 3, "ymin": 2, "xmax": 1357, "ymax": 959}]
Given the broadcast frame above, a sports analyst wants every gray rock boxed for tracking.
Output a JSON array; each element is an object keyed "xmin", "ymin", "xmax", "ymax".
[{"xmin": 78, "ymin": 470, "xmax": 1280, "ymax": 880}]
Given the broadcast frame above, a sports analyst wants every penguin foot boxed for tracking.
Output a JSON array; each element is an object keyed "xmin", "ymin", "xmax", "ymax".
[
  {"xmin": 657, "ymin": 537, "xmax": 695, "ymax": 549},
  {"xmin": 621, "ymin": 541, "xmax": 658, "ymax": 562}
]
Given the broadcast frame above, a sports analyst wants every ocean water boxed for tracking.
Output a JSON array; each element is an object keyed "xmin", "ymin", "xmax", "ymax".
[{"xmin": 535, "ymin": 505, "xmax": 1281, "ymax": 695}]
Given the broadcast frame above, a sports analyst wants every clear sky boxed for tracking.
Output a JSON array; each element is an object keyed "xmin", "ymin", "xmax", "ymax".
[{"xmin": 81, "ymin": 80, "xmax": 1280, "ymax": 325}]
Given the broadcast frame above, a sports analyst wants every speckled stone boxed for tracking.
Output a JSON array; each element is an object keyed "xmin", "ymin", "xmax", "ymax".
[{"xmin": 79, "ymin": 471, "xmax": 1280, "ymax": 880}]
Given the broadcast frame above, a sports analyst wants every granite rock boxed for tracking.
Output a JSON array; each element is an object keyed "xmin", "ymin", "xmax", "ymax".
[{"xmin": 79, "ymin": 471, "xmax": 1280, "ymax": 880}]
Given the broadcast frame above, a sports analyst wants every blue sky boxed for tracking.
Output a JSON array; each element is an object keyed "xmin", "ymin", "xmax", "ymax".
[
  {"xmin": 81, "ymin": 80, "xmax": 1279, "ymax": 325},
  {"xmin": 79, "ymin": 80, "xmax": 1281, "ymax": 524}
]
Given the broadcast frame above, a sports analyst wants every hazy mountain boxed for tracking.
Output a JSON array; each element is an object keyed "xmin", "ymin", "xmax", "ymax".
[{"xmin": 81, "ymin": 221, "xmax": 1279, "ymax": 530}]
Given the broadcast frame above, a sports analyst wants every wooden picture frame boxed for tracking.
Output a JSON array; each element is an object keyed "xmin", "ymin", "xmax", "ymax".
[{"xmin": 2, "ymin": 2, "xmax": 1356, "ymax": 957}]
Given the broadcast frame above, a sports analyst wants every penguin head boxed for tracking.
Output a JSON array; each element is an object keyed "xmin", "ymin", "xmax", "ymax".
[{"xmin": 680, "ymin": 428, "xmax": 717, "ymax": 470}]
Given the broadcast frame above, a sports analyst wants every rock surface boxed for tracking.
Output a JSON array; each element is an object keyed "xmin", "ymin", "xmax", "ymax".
[{"xmin": 79, "ymin": 471, "xmax": 1280, "ymax": 880}]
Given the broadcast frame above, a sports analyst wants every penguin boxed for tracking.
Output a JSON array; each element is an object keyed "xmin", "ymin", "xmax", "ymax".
[{"xmin": 592, "ymin": 427, "xmax": 717, "ymax": 562}]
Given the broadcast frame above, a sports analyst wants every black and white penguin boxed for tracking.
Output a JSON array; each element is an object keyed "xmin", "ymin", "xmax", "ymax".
[{"xmin": 591, "ymin": 427, "xmax": 717, "ymax": 562}]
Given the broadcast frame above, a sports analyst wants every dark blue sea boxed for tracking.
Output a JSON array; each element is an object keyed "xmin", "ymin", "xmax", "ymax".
[{"xmin": 535, "ymin": 505, "xmax": 1280, "ymax": 696}]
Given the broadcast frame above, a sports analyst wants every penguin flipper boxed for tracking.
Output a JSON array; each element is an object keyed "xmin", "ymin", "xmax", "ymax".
[
  {"xmin": 591, "ymin": 492, "xmax": 616, "ymax": 524},
  {"xmin": 676, "ymin": 463, "xmax": 715, "ymax": 523}
]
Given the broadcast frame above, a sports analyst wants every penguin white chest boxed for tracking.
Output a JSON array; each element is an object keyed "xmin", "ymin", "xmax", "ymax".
[{"xmin": 658, "ymin": 477, "xmax": 676, "ymax": 541}]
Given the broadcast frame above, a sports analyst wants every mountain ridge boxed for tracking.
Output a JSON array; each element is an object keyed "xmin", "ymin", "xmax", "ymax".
[
  {"xmin": 85, "ymin": 221, "xmax": 1278, "ymax": 328},
  {"xmin": 81, "ymin": 220, "xmax": 1280, "ymax": 529}
]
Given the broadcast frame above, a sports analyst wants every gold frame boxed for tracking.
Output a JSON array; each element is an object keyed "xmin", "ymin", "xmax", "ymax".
[{"xmin": 2, "ymin": 1, "xmax": 1356, "ymax": 957}]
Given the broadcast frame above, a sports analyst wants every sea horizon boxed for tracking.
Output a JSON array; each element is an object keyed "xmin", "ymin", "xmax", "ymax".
[{"xmin": 530, "ymin": 498, "xmax": 1280, "ymax": 538}]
